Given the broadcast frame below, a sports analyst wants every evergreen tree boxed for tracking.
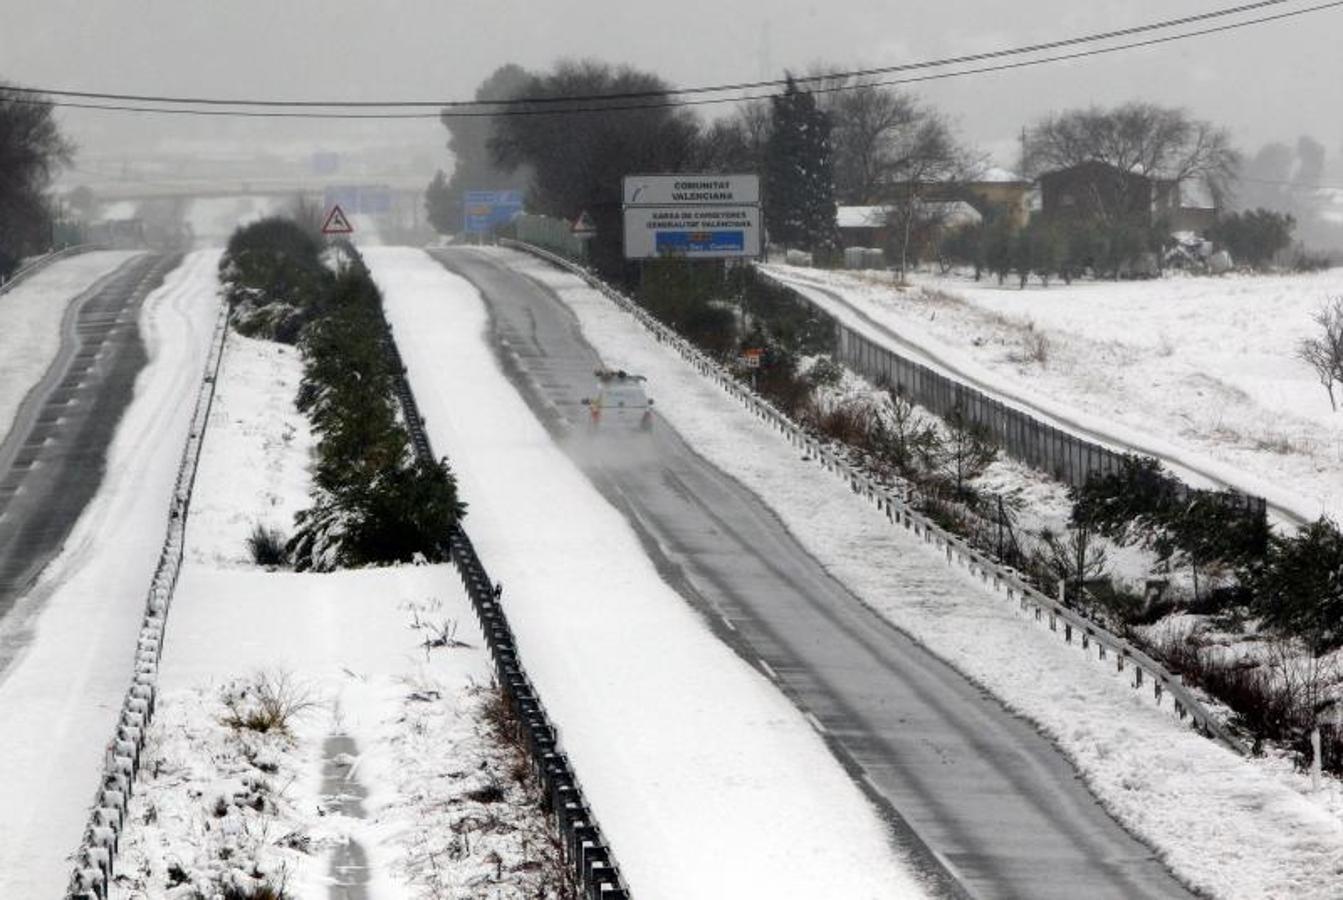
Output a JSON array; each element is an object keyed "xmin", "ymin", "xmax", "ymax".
[
  {"xmin": 1251, "ymin": 518, "xmax": 1343, "ymax": 655},
  {"xmin": 424, "ymin": 169, "xmax": 456, "ymax": 235},
  {"xmin": 764, "ymin": 77, "xmax": 838, "ymax": 253}
]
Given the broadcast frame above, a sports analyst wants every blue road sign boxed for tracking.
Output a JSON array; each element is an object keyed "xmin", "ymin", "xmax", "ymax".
[
  {"xmin": 464, "ymin": 190, "xmax": 525, "ymax": 234},
  {"xmin": 655, "ymin": 230, "xmax": 745, "ymax": 254}
]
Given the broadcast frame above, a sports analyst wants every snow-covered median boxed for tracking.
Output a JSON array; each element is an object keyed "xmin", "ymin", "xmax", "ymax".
[
  {"xmin": 0, "ymin": 249, "xmax": 143, "ymax": 446},
  {"xmin": 366, "ymin": 246, "xmax": 933, "ymax": 900},
  {"xmin": 500, "ymin": 247, "xmax": 1343, "ymax": 900},
  {"xmin": 118, "ymin": 303, "xmax": 569, "ymax": 898}
]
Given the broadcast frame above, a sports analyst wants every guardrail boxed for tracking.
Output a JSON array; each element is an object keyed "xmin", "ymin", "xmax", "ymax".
[
  {"xmin": 500, "ymin": 238, "xmax": 1248, "ymax": 758},
  {"xmin": 377, "ymin": 290, "xmax": 631, "ymax": 899},
  {"xmin": 66, "ymin": 282, "xmax": 230, "ymax": 900},
  {"xmin": 0, "ymin": 244, "xmax": 105, "ymax": 297}
]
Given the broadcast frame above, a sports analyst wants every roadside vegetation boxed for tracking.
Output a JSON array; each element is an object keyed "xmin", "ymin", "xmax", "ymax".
[
  {"xmin": 0, "ymin": 83, "xmax": 73, "ymax": 279},
  {"xmin": 218, "ymin": 217, "xmax": 465, "ymax": 570},
  {"xmin": 578, "ymin": 247, "xmax": 1343, "ymax": 776}
]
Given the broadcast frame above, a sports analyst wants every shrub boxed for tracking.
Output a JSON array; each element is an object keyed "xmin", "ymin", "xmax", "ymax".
[
  {"xmin": 221, "ymin": 672, "xmax": 317, "ymax": 738},
  {"xmin": 246, "ymin": 524, "xmax": 288, "ymax": 567},
  {"xmin": 1208, "ymin": 208, "xmax": 1296, "ymax": 270},
  {"xmin": 806, "ymin": 356, "xmax": 844, "ymax": 388},
  {"xmin": 219, "ymin": 216, "xmax": 331, "ymax": 343}
]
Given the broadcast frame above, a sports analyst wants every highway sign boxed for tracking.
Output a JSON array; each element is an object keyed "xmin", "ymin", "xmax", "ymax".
[
  {"xmin": 464, "ymin": 190, "xmax": 524, "ymax": 234},
  {"xmin": 321, "ymin": 204, "xmax": 354, "ymax": 235},
  {"xmin": 623, "ymin": 174, "xmax": 759, "ymax": 206},
  {"xmin": 623, "ymin": 205, "xmax": 761, "ymax": 259}
]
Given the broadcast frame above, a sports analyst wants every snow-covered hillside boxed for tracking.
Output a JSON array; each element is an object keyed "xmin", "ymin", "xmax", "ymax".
[{"xmin": 767, "ymin": 264, "xmax": 1343, "ymax": 523}]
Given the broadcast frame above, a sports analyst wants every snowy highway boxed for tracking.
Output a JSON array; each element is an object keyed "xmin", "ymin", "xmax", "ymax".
[
  {"xmin": 0, "ymin": 250, "xmax": 219, "ymax": 894},
  {"xmin": 0, "ymin": 252, "xmax": 177, "ymax": 627},
  {"xmin": 424, "ymin": 248, "xmax": 1193, "ymax": 900}
]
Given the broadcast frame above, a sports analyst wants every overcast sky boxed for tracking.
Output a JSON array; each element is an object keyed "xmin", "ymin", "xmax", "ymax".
[{"xmin": 3, "ymin": 0, "xmax": 1340, "ymax": 174}]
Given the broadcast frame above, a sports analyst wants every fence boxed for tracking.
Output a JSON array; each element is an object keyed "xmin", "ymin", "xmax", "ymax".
[
  {"xmin": 502, "ymin": 237, "xmax": 1250, "ymax": 759},
  {"xmin": 513, "ymin": 213, "xmax": 588, "ymax": 262},
  {"xmin": 378, "ymin": 292, "xmax": 631, "ymax": 899},
  {"xmin": 67, "ymin": 265, "xmax": 226, "ymax": 900}
]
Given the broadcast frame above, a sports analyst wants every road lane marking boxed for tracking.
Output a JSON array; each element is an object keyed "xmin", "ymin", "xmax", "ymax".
[
  {"xmin": 758, "ymin": 659, "xmax": 779, "ymax": 682},
  {"xmin": 805, "ymin": 712, "xmax": 828, "ymax": 735}
]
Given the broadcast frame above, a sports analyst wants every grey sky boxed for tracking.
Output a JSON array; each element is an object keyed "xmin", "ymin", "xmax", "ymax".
[{"xmin": 3, "ymin": 0, "xmax": 1340, "ymax": 173}]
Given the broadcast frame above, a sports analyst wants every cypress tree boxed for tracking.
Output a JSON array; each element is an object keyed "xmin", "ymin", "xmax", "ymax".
[{"xmin": 765, "ymin": 77, "xmax": 838, "ymax": 254}]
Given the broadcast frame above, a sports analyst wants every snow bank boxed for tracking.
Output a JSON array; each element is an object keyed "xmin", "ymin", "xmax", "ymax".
[
  {"xmin": 503, "ymin": 248, "xmax": 1343, "ymax": 899},
  {"xmin": 366, "ymin": 246, "xmax": 932, "ymax": 900},
  {"xmin": 184, "ymin": 333, "xmax": 314, "ymax": 567},
  {"xmin": 0, "ymin": 250, "xmax": 143, "ymax": 446},
  {"xmin": 0, "ymin": 250, "xmax": 219, "ymax": 896}
]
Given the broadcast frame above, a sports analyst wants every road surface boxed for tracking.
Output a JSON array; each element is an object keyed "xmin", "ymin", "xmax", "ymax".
[
  {"xmin": 431, "ymin": 247, "xmax": 1193, "ymax": 900},
  {"xmin": 0, "ymin": 253, "xmax": 179, "ymax": 623}
]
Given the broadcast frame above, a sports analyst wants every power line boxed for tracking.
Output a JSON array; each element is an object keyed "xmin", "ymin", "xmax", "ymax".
[
  {"xmin": 1240, "ymin": 174, "xmax": 1343, "ymax": 190},
  {"xmin": 5, "ymin": 0, "xmax": 1341, "ymax": 120},
  {"xmin": 0, "ymin": 0, "xmax": 1307, "ymax": 109}
]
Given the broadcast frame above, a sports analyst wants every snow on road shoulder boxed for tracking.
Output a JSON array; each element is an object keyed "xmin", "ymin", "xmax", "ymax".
[
  {"xmin": 0, "ymin": 249, "xmax": 143, "ymax": 446},
  {"xmin": 0, "ymin": 250, "xmax": 219, "ymax": 896},
  {"xmin": 501, "ymin": 248, "xmax": 1343, "ymax": 899},
  {"xmin": 366, "ymin": 246, "xmax": 933, "ymax": 900}
]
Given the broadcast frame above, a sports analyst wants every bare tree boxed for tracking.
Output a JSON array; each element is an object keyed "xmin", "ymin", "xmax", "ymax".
[
  {"xmin": 1022, "ymin": 102, "xmax": 1239, "ymax": 215},
  {"xmin": 880, "ymin": 114, "xmax": 978, "ymax": 278},
  {"xmin": 1298, "ymin": 297, "xmax": 1343, "ymax": 411},
  {"xmin": 826, "ymin": 80, "xmax": 921, "ymax": 204}
]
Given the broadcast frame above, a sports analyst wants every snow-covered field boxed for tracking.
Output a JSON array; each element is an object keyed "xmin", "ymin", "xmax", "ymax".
[
  {"xmin": 766, "ymin": 264, "xmax": 1343, "ymax": 524},
  {"xmin": 0, "ymin": 250, "xmax": 218, "ymax": 896},
  {"xmin": 498, "ymin": 247, "xmax": 1343, "ymax": 899},
  {"xmin": 367, "ymin": 246, "xmax": 935, "ymax": 900},
  {"xmin": 0, "ymin": 250, "xmax": 143, "ymax": 446}
]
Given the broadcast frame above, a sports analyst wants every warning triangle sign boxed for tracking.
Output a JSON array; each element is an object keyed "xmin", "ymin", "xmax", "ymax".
[
  {"xmin": 321, "ymin": 204, "xmax": 354, "ymax": 235},
  {"xmin": 571, "ymin": 210, "xmax": 596, "ymax": 236}
]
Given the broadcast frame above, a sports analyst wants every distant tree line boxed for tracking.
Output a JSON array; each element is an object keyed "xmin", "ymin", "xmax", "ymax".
[{"xmin": 0, "ymin": 83, "xmax": 71, "ymax": 279}]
